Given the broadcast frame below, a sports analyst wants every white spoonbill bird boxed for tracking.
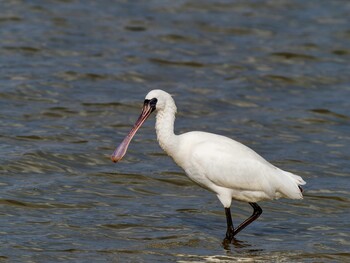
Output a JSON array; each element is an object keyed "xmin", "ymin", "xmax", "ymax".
[{"xmin": 111, "ymin": 90, "xmax": 306, "ymax": 241}]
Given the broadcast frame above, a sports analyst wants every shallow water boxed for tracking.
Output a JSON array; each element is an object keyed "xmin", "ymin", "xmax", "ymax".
[{"xmin": 1, "ymin": 0, "xmax": 350, "ymax": 262}]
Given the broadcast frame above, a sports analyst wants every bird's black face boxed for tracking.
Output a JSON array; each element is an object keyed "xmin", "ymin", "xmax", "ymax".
[
  {"xmin": 111, "ymin": 97, "xmax": 157, "ymax": 163},
  {"xmin": 144, "ymin": 98, "xmax": 158, "ymax": 111}
]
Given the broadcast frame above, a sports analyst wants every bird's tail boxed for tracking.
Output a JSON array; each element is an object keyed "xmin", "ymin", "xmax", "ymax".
[{"xmin": 277, "ymin": 170, "xmax": 306, "ymax": 200}]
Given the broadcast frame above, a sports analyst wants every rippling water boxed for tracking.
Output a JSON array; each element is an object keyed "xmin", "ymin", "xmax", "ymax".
[{"xmin": 1, "ymin": 0, "xmax": 350, "ymax": 262}]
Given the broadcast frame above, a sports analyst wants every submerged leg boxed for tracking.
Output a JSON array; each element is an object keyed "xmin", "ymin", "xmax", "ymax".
[
  {"xmin": 233, "ymin": 202, "xmax": 262, "ymax": 237},
  {"xmin": 224, "ymin": 207, "xmax": 235, "ymax": 241}
]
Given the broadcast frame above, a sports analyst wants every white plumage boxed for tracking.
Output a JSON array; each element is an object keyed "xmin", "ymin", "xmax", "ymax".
[{"xmin": 111, "ymin": 89, "xmax": 306, "ymax": 241}]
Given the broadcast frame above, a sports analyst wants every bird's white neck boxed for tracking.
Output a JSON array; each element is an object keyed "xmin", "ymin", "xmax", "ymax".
[{"xmin": 155, "ymin": 101, "xmax": 178, "ymax": 156}]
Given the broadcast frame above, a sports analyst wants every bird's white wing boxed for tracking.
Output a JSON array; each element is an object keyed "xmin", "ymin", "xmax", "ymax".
[{"xmin": 189, "ymin": 139, "xmax": 279, "ymax": 194}]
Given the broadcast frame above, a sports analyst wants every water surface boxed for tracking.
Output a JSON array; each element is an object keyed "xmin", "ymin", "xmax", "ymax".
[{"xmin": 1, "ymin": 0, "xmax": 350, "ymax": 262}]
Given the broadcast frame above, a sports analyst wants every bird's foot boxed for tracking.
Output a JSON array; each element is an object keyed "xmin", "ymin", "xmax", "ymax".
[
  {"xmin": 222, "ymin": 231, "xmax": 237, "ymax": 249},
  {"xmin": 223, "ymin": 238, "xmax": 252, "ymax": 250},
  {"xmin": 224, "ymin": 227, "xmax": 235, "ymax": 242}
]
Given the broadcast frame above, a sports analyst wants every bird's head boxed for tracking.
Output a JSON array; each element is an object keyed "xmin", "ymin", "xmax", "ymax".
[
  {"xmin": 144, "ymin": 89, "xmax": 175, "ymax": 112},
  {"xmin": 111, "ymin": 89, "xmax": 174, "ymax": 163}
]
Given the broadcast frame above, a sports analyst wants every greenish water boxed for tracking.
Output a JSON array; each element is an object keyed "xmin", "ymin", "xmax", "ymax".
[{"xmin": 1, "ymin": 0, "xmax": 349, "ymax": 262}]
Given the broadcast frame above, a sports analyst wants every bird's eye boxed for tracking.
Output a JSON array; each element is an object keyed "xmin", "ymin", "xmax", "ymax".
[{"xmin": 150, "ymin": 98, "xmax": 157, "ymax": 108}]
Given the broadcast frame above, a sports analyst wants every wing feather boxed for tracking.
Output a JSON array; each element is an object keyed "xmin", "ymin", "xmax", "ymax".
[{"xmin": 189, "ymin": 139, "xmax": 278, "ymax": 194}]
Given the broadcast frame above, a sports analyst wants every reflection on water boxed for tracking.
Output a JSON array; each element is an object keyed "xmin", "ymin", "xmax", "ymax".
[{"xmin": 1, "ymin": 0, "xmax": 350, "ymax": 262}]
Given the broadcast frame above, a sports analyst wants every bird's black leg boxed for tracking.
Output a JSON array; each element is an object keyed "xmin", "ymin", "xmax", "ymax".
[
  {"xmin": 224, "ymin": 207, "xmax": 235, "ymax": 241},
  {"xmin": 233, "ymin": 202, "xmax": 262, "ymax": 237}
]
